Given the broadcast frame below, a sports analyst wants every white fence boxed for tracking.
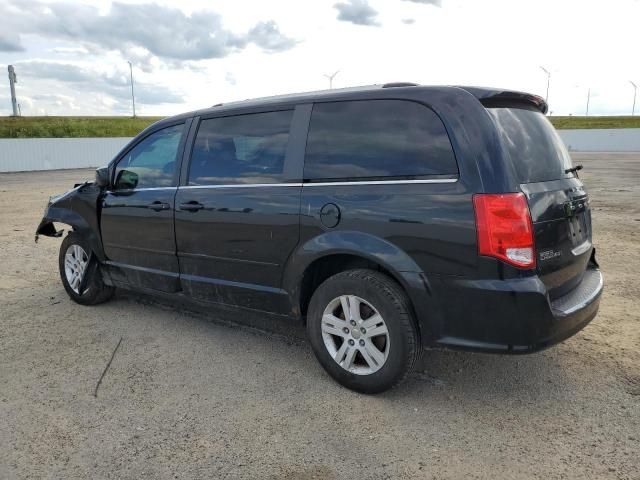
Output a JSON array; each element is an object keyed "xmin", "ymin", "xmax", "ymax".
[
  {"xmin": 1, "ymin": 129, "xmax": 639, "ymax": 173},
  {"xmin": 0, "ymin": 137, "xmax": 131, "ymax": 173},
  {"xmin": 559, "ymin": 128, "xmax": 640, "ymax": 152}
]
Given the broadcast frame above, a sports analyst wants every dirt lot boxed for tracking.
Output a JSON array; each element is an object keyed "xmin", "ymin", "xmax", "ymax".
[{"xmin": 1, "ymin": 153, "xmax": 639, "ymax": 480}]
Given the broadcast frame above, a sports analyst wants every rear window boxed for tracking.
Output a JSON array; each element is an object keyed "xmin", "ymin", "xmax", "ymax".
[
  {"xmin": 304, "ymin": 100, "xmax": 458, "ymax": 181},
  {"xmin": 488, "ymin": 107, "xmax": 574, "ymax": 184}
]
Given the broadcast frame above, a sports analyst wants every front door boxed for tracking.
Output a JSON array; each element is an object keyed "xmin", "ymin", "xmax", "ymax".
[
  {"xmin": 174, "ymin": 109, "xmax": 304, "ymax": 313},
  {"xmin": 100, "ymin": 122, "xmax": 187, "ymax": 292}
]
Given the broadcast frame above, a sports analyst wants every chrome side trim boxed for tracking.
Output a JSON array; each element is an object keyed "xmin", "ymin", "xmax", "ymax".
[
  {"xmin": 304, "ymin": 178, "xmax": 458, "ymax": 186},
  {"xmin": 178, "ymin": 178, "xmax": 458, "ymax": 189},
  {"xmin": 180, "ymin": 183, "xmax": 303, "ymax": 189},
  {"xmin": 107, "ymin": 186, "xmax": 178, "ymax": 193}
]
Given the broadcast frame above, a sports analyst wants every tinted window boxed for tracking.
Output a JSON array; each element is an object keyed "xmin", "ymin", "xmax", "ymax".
[
  {"xmin": 304, "ymin": 100, "xmax": 457, "ymax": 181},
  {"xmin": 189, "ymin": 110, "xmax": 293, "ymax": 185},
  {"xmin": 114, "ymin": 124, "xmax": 183, "ymax": 189},
  {"xmin": 488, "ymin": 107, "xmax": 573, "ymax": 183}
]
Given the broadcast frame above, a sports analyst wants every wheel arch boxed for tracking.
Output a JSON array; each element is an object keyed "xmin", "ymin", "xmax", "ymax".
[{"xmin": 283, "ymin": 231, "xmax": 435, "ymax": 338}]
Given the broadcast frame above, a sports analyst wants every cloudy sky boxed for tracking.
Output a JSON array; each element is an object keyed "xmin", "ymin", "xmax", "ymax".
[{"xmin": 1, "ymin": 0, "xmax": 639, "ymax": 117}]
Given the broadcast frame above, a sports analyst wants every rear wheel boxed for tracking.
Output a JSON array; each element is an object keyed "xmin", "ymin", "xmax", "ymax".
[
  {"xmin": 59, "ymin": 232, "xmax": 114, "ymax": 305},
  {"xmin": 307, "ymin": 269, "xmax": 420, "ymax": 393}
]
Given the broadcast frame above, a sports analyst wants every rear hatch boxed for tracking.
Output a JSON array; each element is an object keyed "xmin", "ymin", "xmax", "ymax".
[{"xmin": 487, "ymin": 107, "xmax": 593, "ymax": 299}]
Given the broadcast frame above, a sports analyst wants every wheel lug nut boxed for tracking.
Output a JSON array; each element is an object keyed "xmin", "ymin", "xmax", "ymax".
[
  {"xmin": 359, "ymin": 339, "xmax": 365, "ymax": 346},
  {"xmin": 348, "ymin": 339, "xmax": 355, "ymax": 346},
  {"xmin": 343, "ymin": 327, "xmax": 349, "ymax": 334},
  {"xmin": 360, "ymin": 327, "xmax": 366, "ymax": 334},
  {"xmin": 350, "ymin": 320, "xmax": 356, "ymax": 326}
]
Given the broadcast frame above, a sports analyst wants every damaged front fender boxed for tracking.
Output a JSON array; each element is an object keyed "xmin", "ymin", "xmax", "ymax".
[
  {"xmin": 35, "ymin": 181, "xmax": 106, "ymax": 262},
  {"xmin": 35, "ymin": 219, "xmax": 64, "ymax": 239}
]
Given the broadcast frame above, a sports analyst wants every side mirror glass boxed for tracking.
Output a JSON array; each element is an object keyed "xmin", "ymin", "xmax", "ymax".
[
  {"xmin": 95, "ymin": 166, "xmax": 110, "ymax": 188},
  {"xmin": 115, "ymin": 169, "xmax": 139, "ymax": 190}
]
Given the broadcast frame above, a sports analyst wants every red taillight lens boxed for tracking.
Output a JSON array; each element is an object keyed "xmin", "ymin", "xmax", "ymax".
[{"xmin": 473, "ymin": 193, "xmax": 536, "ymax": 269}]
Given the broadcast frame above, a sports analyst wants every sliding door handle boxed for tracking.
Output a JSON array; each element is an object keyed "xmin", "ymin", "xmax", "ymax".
[{"xmin": 179, "ymin": 201, "xmax": 204, "ymax": 212}]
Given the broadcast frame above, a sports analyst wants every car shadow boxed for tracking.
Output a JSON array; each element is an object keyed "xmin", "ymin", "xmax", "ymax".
[{"xmin": 114, "ymin": 289, "xmax": 578, "ymax": 405}]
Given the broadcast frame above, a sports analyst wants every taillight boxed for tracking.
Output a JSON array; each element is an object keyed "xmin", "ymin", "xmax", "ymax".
[{"xmin": 473, "ymin": 193, "xmax": 536, "ymax": 269}]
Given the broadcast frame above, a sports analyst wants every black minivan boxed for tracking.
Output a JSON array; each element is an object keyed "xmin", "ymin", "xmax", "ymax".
[{"xmin": 37, "ymin": 84, "xmax": 603, "ymax": 393}]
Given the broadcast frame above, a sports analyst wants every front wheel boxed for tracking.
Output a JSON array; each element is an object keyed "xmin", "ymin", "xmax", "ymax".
[
  {"xmin": 307, "ymin": 269, "xmax": 420, "ymax": 393},
  {"xmin": 59, "ymin": 232, "xmax": 114, "ymax": 305}
]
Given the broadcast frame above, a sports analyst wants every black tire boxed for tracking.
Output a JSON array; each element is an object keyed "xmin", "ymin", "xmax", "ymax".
[
  {"xmin": 59, "ymin": 231, "xmax": 114, "ymax": 305},
  {"xmin": 307, "ymin": 269, "xmax": 420, "ymax": 393}
]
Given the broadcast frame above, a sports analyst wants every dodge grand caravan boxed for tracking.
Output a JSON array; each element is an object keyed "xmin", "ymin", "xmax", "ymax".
[{"xmin": 36, "ymin": 84, "xmax": 603, "ymax": 393}]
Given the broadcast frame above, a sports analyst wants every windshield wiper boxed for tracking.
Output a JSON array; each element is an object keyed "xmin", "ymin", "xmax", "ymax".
[{"xmin": 565, "ymin": 164, "xmax": 583, "ymax": 177}]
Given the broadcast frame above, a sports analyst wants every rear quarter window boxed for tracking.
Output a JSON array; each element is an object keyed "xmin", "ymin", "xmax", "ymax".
[
  {"xmin": 304, "ymin": 100, "xmax": 458, "ymax": 181},
  {"xmin": 488, "ymin": 107, "xmax": 574, "ymax": 184}
]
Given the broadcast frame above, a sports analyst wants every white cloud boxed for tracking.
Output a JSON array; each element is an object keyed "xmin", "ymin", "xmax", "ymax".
[
  {"xmin": 1, "ymin": 0, "xmax": 639, "ymax": 116},
  {"xmin": 1, "ymin": 0, "xmax": 297, "ymax": 61},
  {"xmin": 18, "ymin": 60, "xmax": 184, "ymax": 103},
  {"xmin": 50, "ymin": 46, "xmax": 89, "ymax": 55},
  {"xmin": 401, "ymin": 0, "xmax": 441, "ymax": 5},
  {"xmin": 334, "ymin": 0, "xmax": 380, "ymax": 26},
  {"xmin": 0, "ymin": 34, "xmax": 24, "ymax": 52}
]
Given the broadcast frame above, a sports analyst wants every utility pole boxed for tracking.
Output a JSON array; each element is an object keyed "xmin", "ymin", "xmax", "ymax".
[
  {"xmin": 127, "ymin": 61, "xmax": 136, "ymax": 118},
  {"xmin": 586, "ymin": 88, "xmax": 591, "ymax": 116},
  {"xmin": 324, "ymin": 70, "xmax": 339, "ymax": 89},
  {"xmin": 631, "ymin": 81, "xmax": 637, "ymax": 116},
  {"xmin": 539, "ymin": 66, "xmax": 550, "ymax": 104},
  {"xmin": 8, "ymin": 65, "xmax": 19, "ymax": 117}
]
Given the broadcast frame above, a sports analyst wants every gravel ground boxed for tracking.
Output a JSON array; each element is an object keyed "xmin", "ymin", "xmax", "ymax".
[{"xmin": 1, "ymin": 153, "xmax": 639, "ymax": 480}]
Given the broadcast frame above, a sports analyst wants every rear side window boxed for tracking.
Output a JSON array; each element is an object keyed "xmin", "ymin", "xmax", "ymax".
[
  {"xmin": 304, "ymin": 100, "xmax": 457, "ymax": 181},
  {"xmin": 189, "ymin": 110, "xmax": 293, "ymax": 185},
  {"xmin": 488, "ymin": 107, "xmax": 573, "ymax": 184}
]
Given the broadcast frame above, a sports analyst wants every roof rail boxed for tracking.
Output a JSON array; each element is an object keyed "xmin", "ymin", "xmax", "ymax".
[{"xmin": 382, "ymin": 82, "xmax": 419, "ymax": 88}]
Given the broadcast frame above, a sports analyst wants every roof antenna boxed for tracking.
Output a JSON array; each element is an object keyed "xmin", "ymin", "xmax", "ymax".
[{"xmin": 323, "ymin": 70, "xmax": 340, "ymax": 89}]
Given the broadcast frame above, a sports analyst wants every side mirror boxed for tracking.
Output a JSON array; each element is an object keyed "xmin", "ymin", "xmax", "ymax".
[
  {"xmin": 115, "ymin": 169, "xmax": 139, "ymax": 190},
  {"xmin": 95, "ymin": 166, "xmax": 110, "ymax": 188}
]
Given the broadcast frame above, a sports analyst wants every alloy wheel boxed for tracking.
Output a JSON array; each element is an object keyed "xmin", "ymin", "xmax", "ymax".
[
  {"xmin": 64, "ymin": 244, "xmax": 89, "ymax": 294},
  {"xmin": 321, "ymin": 295, "xmax": 390, "ymax": 375}
]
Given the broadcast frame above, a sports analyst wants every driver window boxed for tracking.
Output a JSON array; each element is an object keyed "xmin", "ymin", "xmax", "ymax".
[{"xmin": 114, "ymin": 124, "xmax": 184, "ymax": 190}]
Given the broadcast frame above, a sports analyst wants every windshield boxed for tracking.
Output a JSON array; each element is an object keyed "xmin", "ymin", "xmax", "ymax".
[{"xmin": 488, "ymin": 107, "xmax": 574, "ymax": 184}]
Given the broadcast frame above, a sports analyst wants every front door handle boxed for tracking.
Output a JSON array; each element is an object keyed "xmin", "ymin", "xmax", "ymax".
[
  {"xmin": 179, "ymin": 201, "xmax": 204, "ymax": 212},
  {"xmin": 147, "ymin": 201, "xmax": 170, "ymax": 211}
]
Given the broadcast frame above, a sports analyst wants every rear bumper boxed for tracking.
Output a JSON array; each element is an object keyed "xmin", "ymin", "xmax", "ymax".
[{"xmin": 428, "ymin": 266, "xmax": 603, "ymax": 353}]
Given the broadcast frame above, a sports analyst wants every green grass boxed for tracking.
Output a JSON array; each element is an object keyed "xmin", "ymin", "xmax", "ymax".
[
  {"xmin": 549, "ymin": 116, "xmax": 640, "ymax": 129},
  {"xmin": 0, "ymin": 116, "xmax": 163, "ymax": 138},
  {"xmin": 1, "ymin": 115, "xmax": 639, "ymax": 138}
]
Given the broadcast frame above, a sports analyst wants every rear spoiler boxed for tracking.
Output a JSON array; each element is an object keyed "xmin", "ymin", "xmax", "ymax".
[{"xmin": 459, "ymin": 87, "xmax": 549, "ymax": 115}]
